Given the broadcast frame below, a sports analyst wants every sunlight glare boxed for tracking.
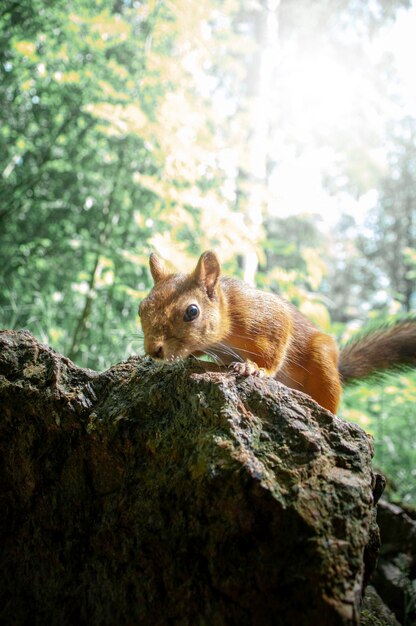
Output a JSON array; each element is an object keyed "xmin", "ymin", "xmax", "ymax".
[{"xmin": 266, "ymin": 3, "xmax": 416, "ymax": 228}]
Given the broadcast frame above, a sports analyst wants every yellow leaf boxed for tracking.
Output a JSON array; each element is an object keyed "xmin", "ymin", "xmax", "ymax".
[
  {"xmin": 49, "ymin": 327, "xmax": 65, "ymax": 343},
  {"xmin": 133, "ymin": 174, "xmax": 168, "ymax": 199},
  {"xmin": 299, "ymin": 300, "xmax": 331, "ymax": 330},
  {"xmin": 121, "ymin": 250, "xmax": 149, "ymax": 266},
  {"xmin": 341, "ymin": 408, "xmax": 371, "ymax": 428},
  {"xmin": 89, "ymin": 12, "xmax": 131, "ymax": 42},
  {"xmin": 60, "ymin": 71, "xmax": 81, "ymax": 84},
  {"xmin": 108, "ymin": 59, "xmax": 129, "ymax": 79},
  {"xmin": 301, "ymin": 247, "xmax": 327, "ymax": 290},
  {"xmin": 268, "ymin": 267, "xmax": 298, "ymax": 285},
  {"xmin": 121, "ymin": 286, "xmax": 149, "ymax": 300},
  {"xmin": 98, "ymin": 80, "xmax": 130, "ymax": 101},
  {"xmin": 84, "ymin": 103, "xmax": 147, "ymax": 136},
  {"xmin": 17, "ymin": 138, "xmax": 26, "ymax": 151},
  {"xmin": 21, "ymin": 80, "xmax": 33, "ymax": 91},
  {"xmin": 13, "ymin": 41, "xmax": 37, "ymax": 59},
  {"xmin": 55, "ymin": 44, "xmax": 70, "ymax": 62}
]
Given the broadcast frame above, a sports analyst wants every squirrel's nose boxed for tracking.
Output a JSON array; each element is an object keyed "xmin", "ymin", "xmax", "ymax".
[{"xmin": 150, "ymin": 345, "xmax": 164, "ymax": 359}]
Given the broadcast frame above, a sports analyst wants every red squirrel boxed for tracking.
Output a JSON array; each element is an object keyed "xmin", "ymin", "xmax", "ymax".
[{"xmin": 139, "ymin": 251, "xmax": 416, "ymax": 413}]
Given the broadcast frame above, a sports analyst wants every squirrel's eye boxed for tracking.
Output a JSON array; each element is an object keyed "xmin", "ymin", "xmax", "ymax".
[{"xmin": 184, "ymin": 304, "xmax": 200, "ymax": 322}]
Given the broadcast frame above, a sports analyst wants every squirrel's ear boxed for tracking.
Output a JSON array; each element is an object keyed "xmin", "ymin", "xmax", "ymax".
[
  {"xmin": 149, "ymin": 253, "xmax": 168, "ymax": 285},
  {"xmin": 192, "ymin": 251, "xmax": 220, "ymax": 298}
]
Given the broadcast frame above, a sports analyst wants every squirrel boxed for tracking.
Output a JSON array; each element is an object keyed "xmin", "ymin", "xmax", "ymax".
[{"xmin": 138, "ymin": 250, "xmax": 416, "ymax": 413}]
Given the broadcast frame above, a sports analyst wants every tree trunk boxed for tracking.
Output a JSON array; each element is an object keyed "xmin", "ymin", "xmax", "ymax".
[
  {"xmin": 0, "ymin": 330, "xmax": 382, "ymax": 626},
  {"xmin": 243, "ymin": 0, "xmax": 280, "ymax": 285}
]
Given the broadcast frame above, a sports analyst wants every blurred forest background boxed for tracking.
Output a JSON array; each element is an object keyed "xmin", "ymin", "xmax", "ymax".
[{"xmin": 1, "ymin": 0, "xmax": 415, "ymax": 503}]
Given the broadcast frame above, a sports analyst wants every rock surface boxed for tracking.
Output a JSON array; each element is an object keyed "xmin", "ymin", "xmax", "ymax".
[
  {"xmin": 0, "ymin": 330, "xmax": 381, "ymax": 625},
  {"xmin": 372, "ymin": 500, "xmax": 416, "ymax": 624},
  {"xmin": 361, "ymin": 585, "xmax": 401, "ymax": 626}
]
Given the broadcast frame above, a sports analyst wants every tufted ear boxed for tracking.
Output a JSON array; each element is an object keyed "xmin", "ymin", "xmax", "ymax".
[
  {"xmin": 149, "ymin": 253, "xmax": 168, "ymax": 285},
  {"xmin": 192, "ymin": 251, "xmax": 221, "ymax": 299}
]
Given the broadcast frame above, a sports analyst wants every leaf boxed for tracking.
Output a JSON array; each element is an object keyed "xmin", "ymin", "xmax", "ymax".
[
  {"xmin": 299, "ymin": 300, "xmax": 331, "ymax": 331},
  {"xmin": 13, "ymin": 41, "xmax": 38, "ymax": 60},
  {"xmin": 301, "ymin": 247, "xmax": 327, "ymax": 290},
  {"xmin": 83, "ymin": 103, "xmax": 148, "ymax": 136}
]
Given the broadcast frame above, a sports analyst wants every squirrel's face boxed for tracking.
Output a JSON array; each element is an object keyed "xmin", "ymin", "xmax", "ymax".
[{"xmin": 139, "ymin": 251, "xmax": 226, "ymax": 362}]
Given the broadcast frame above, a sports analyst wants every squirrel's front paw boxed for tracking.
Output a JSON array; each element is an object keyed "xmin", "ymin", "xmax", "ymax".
[{"xmin": 229, "ymin": 361, "xmax": 265, "ymax": 378}]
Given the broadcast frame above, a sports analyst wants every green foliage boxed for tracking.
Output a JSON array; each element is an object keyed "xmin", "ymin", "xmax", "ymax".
[
  {"xmin": 356, "ymin": 118, "xmax": 416, "ymax": 312},
  {"xmin": 0, "ymin": 0, "xmax": 253, "ymax": 368},
  {"xmin": 259, "ymin": 214, "xmax": 332, "ymax": 329},
  {"xmin": 341, "ymin": 371, "xmax": 416, "ymax": 505}
]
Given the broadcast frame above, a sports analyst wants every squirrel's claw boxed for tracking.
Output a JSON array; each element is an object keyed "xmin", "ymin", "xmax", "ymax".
[{"xmin": 229, "ymin": 361, "xmax": 266, "ymax": 378}]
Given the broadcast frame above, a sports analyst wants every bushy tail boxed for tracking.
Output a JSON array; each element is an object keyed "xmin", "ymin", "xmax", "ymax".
[{"xmin": 338, "ymin": 316, "xmax": 416, "ymax": 384}]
